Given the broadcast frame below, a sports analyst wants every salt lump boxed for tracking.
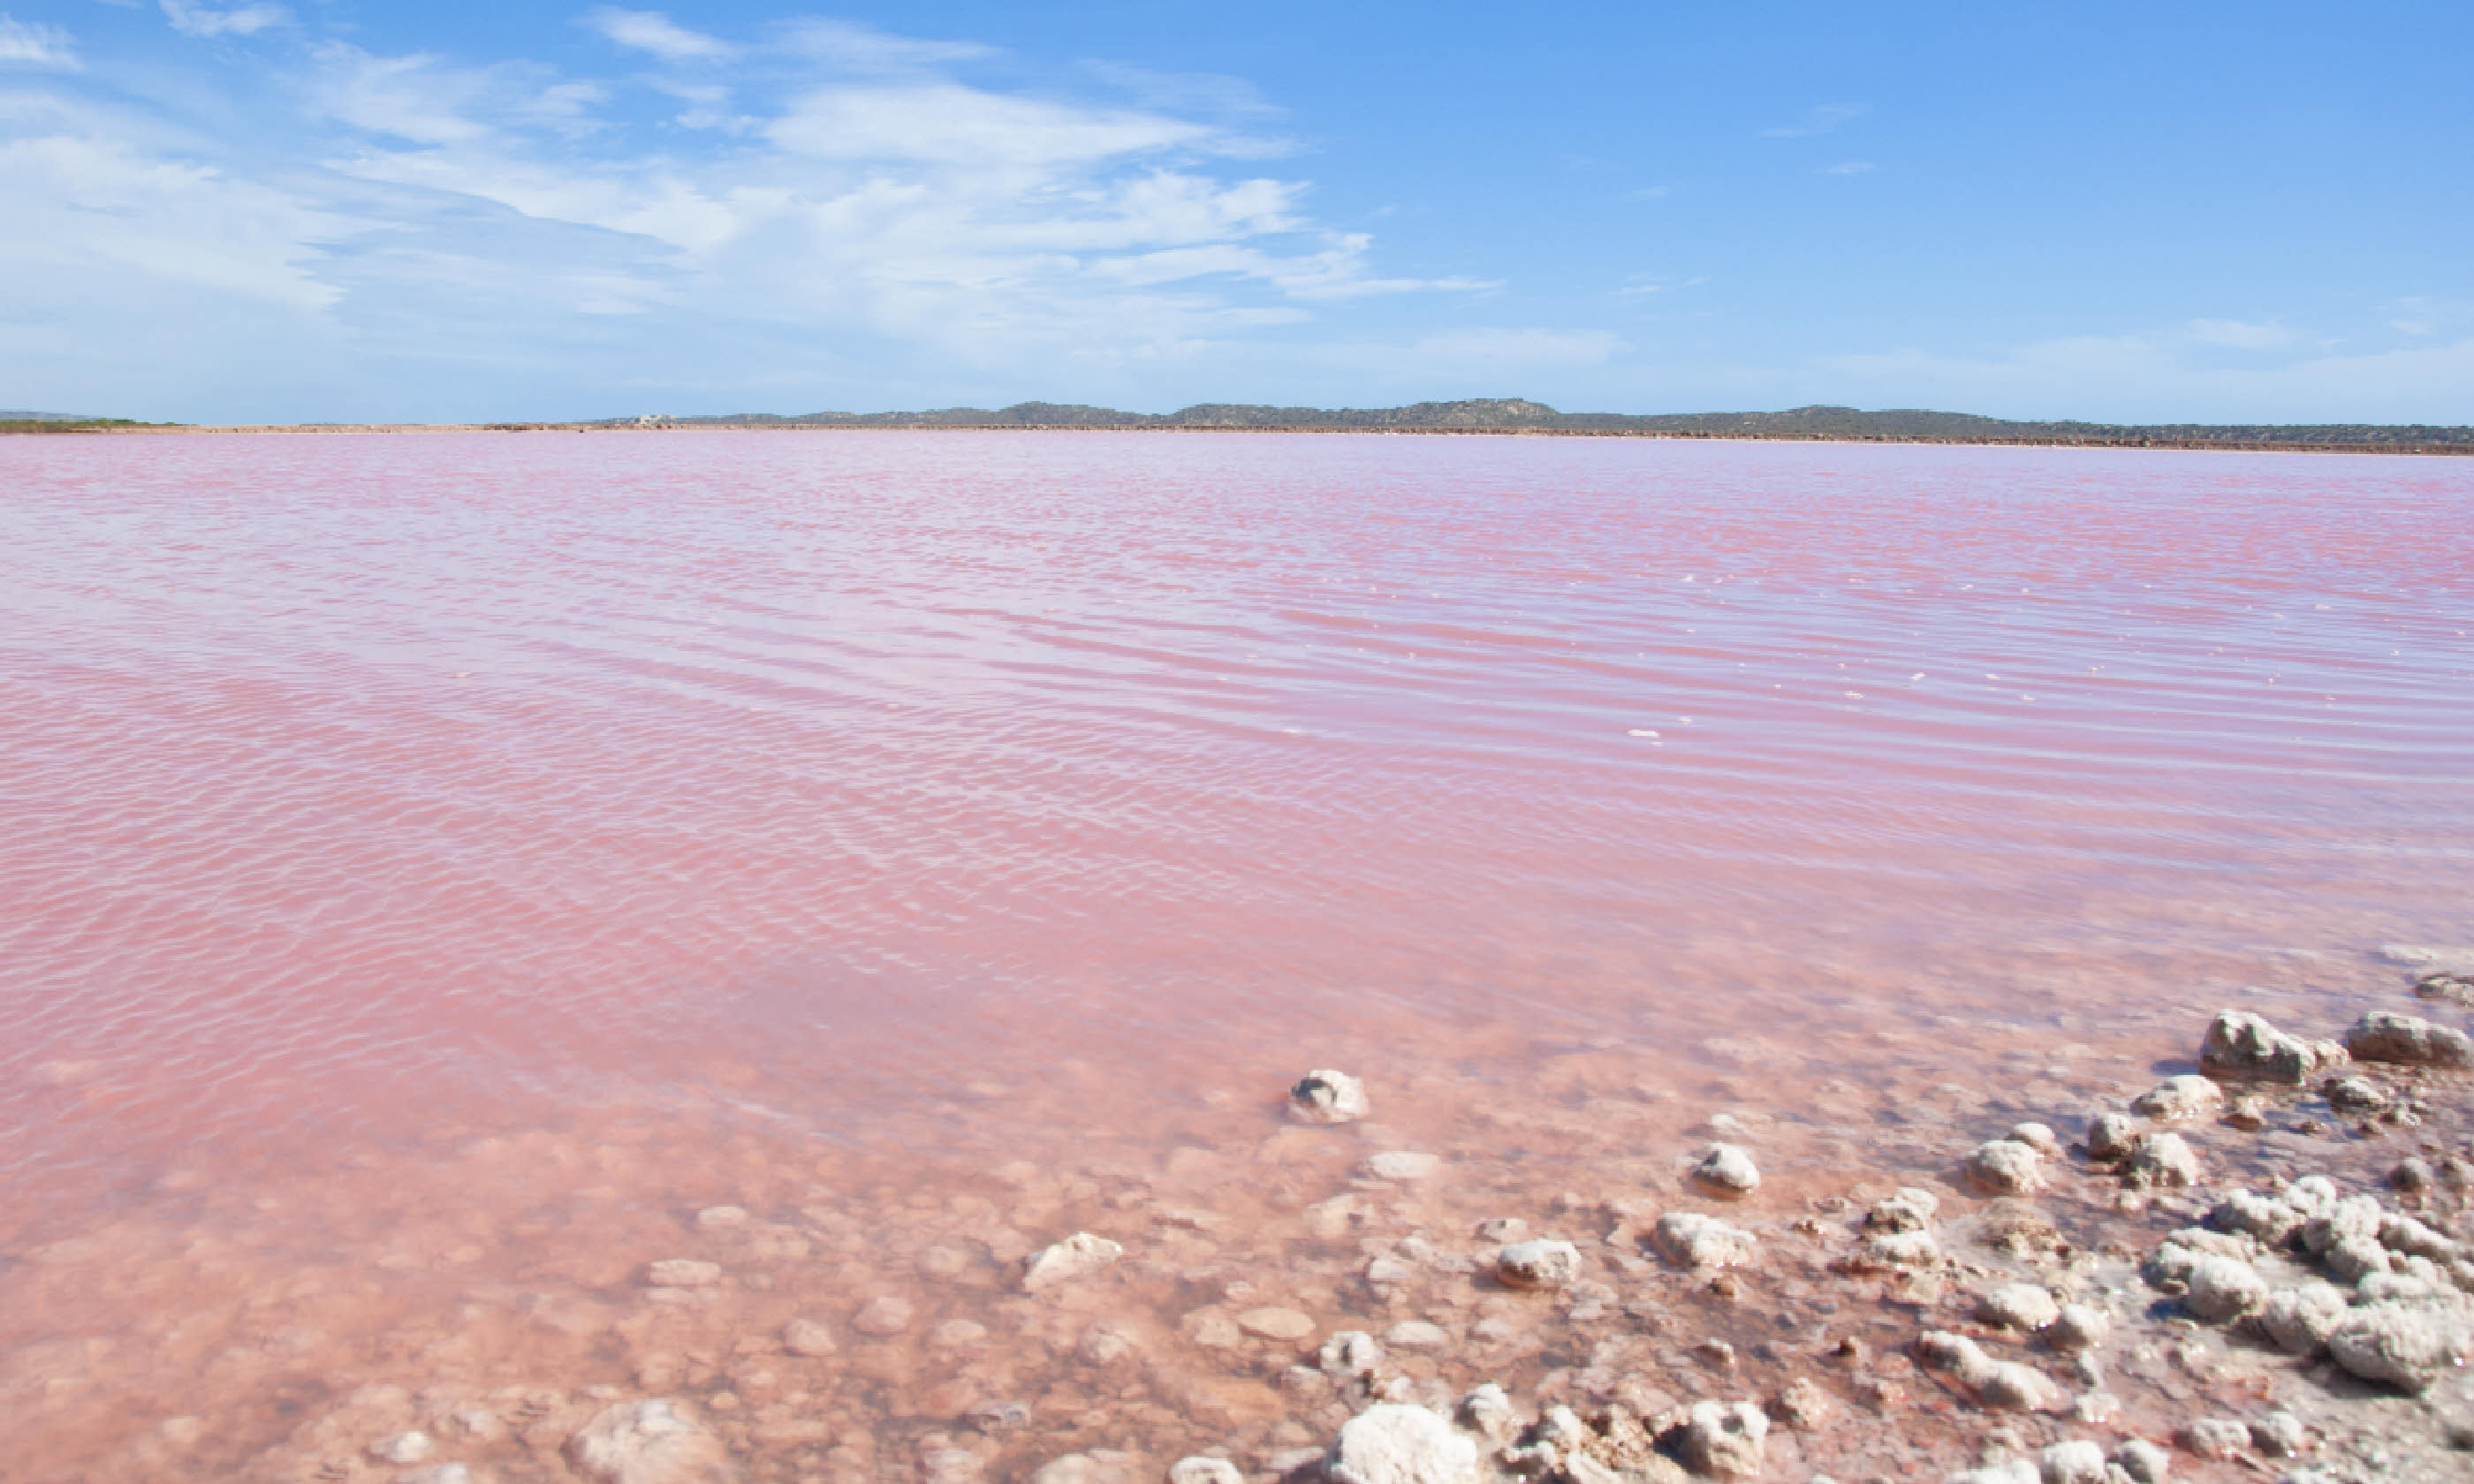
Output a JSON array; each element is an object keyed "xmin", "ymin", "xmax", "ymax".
[
  {"xmin": 2046, "ymin": 1303, "xmax": 2110, "ymax": 1354},
  {"xmin": 2255, "ymin": 1281, "xmax": 2349, "ymax": 1354},
  {"xmin": 1865, "ymin": 1185, "xmax": 1939, "ymax": 1231},
  {"xmin": 1689, "ymin": 1143, "xmax": 1761, "ymax": 1198},
  {"xmin": 2084, "ymin": 1112, "xmax": 2143, "ymax": 1162},
  {"xmin": 2345, "ymin": 1010, "xmax": 2474, "ymax": 1068},
  {"xmin": 2129, "ymin": 1075, "xmax": 2221, "ymax": 1122},
  {"xmin": 2199, "ymin": 1009, "xmax": 2346, "ymax": 1083},
  {"xmin": 851, "ymin": 1294, "xmax": 914, "ymax": 1336},
  {"xmin": 1324, "ymin": 1404, "xmax": 1478, "ymax": 1484},
  {"xmin": 1678, "ymin": 1400, "xmax": 1767, "ymax": 1479},
  {"xmin": 368, "ymin": 1431, "xmax": 433, "ymax": 1465},
  {"xmin": 2121, "ymin": 1132, "xmax": 2199, "ymax": 1189},
  {"xmin": 1021, "ymin": 1231, "xmax": 1122, "ymax": 1291},
  {"xmin": 1846, "ymin": 1186, "xmax": 1942, "ymax": 1271},
  {"xmin": 2180, "ymin": 1253, "xmax": 2268, "ymax": 1322},
  {"xmin": 1364, "ymin": 1149, "xmax": 1441, "ymax": 1181},
  {"xmin": 1966, "ymin": 1138, "xmax": 2047, "ymax": 1195},
  {"xmin": 1290, "ymin": 1069, "xmax": 1371, "ymax": 1124},
  {"xmin": 2111, "ymin": 1439, "xmax": 2170, "ymax": 1483},
  {"xmin": 1915, "ymin": 1331, "xmax": 2062, "ymax": 1412},
  {"xmin": 2327, "ymin": 1301, "xmax": 2474, "ymax": 1391},
  {"xmin": 1977, "ymin": 1283, "xmax": 2060, "ymax": 1331},
  {"xmin": 1493, "ymin": 1238, "xmax": 1582, "ymax": 1291},
  {"xmin": 1648, "ymin": 1212, "xmax": 1756, "ymax": 1268},
  {"xmin": 2004, "ymin": 1122, "xmax": 2063, "ymax": 1158},
  {"xmin": 2039, "ymin": 1440, "xmax": 2107, "ymax": 1484},
  {"xmin": 1320, "ymin": 1329, "xmax": 1385, "ymax": 1376},
  {"xmin": 567, "ymin": 1399, "xmax": 729, "ymax": 1484}
]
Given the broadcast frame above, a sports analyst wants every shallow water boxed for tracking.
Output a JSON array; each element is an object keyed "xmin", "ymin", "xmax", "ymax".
[{"xmin": 4, "ymin": 431, "xmax": 2471, "ymax": 1480}]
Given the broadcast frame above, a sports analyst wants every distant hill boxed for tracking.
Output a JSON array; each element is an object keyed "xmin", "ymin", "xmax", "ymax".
[
  {"xmin": 0, "ymin": 413, "xmax": 169, "ymax": 434},
  {"xmin": 611, "ymin": 401, "xmax": 2474, "ymax": 446}
]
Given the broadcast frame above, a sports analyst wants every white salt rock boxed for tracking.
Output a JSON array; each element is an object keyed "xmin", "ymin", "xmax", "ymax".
[
  {"xmin": 566, "ymin": 1399, "xmax": 727, "ymax": 1484},
  {"xmin": 1022, "ymin": 1231, "xmax": 1122, "ymax": 1292},
  {"xmin": 369, "ymin": 1432, "xmax": 433, "ymax": 1465},
  {"xmin": 1325, "ymin": 1404, "xmax": 1477, "ymax": 1484},
  {"xmin": 1290, "ymin": 1070, "xmax": 1371, "ymax": 1124},
  {"xmin": 1363, "ymin": 1150, "xmax": 1440, "ymax": 1181}
]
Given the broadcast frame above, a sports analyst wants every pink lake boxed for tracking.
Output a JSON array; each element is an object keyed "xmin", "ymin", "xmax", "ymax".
[{"xmin": 3, "ymin": 430, "xmax": 2470, "ymax": 1479}]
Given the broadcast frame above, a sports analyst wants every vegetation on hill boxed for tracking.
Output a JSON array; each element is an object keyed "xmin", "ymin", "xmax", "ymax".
[
  {"xmin": 0, "ymin": 417, "xmax": 159, "ymax": 435},
  {"xmin": 621, "ymin": 401, "xmax": 2474, "ymax": 445}
]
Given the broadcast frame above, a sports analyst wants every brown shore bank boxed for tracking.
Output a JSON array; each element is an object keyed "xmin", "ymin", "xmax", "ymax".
[{"xmin": 6, "ymin": 953, "xmax": 2473, "ymax": 1484}]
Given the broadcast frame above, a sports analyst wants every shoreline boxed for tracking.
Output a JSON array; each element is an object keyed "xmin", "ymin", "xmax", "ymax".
[
  {"xmin": 13, "ymin": 422, "xmax": 2473, "ymax": 457},
  {"xmin": 8, "ymin": 956, "xmax": 2471, "ymax": 1483}
]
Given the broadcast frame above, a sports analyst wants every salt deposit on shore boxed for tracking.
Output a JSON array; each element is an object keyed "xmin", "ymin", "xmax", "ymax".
[{"xmin": 7, "ymin": 969, "xmax": 2474, "ymax": 1484}]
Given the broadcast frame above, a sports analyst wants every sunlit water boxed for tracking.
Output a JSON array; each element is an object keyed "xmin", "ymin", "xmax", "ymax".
[{"xmin": 4, "ymin": 431, "xmax": 2470, "ymax": 1480}]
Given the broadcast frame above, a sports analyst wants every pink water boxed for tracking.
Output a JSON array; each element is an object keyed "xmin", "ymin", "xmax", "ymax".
[{"xmin": 4, "ymin": 431, "xmax": 2472, "ymax": 1478}]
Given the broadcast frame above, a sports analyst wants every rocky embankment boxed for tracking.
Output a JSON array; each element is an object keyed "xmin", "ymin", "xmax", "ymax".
[{"xmin": 11, "ymin": 965, "xmax": 2474, "ymax": 1484}]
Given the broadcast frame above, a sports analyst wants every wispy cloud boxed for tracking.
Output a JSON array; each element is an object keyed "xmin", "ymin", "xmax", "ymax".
[
  {"xmin": 1077, "ymin": 61, "xmax": 1277, "ymax": 123},
  {"xmin": 1817, "ymin": 320, "xmax": 2474, "ymax": 422},
  {"xmin": 1762, "ymin": 102, "xmax": 1863, "ymax": 139},
  {"xmin": 778, "ymin": 19, "xmax": 994, "ymax": 72},
  {"xmin": 0, "ymin": 93, "xmax": 345, "ymax": 312},
  {"xmin": 583, "ymin": 8, "xmax": 733, "ymax": 63},
  {"xmin": 0, "ymin": 11, "xmax": 1490, "ymax": 417},
  {"xmin": 309, "ymin": 43, "xmax": 607, "ymax": 144},
  {"xmin": 1822, "ymin": 160, "xmax": 1875, "ymax": 176},
  {"xmin": 0, "ymin": 13, "xmax": 78, "ymax": 67},
  {"xmin": 158, "ymin": 0, "xmax": 286, "ymax": 38},
  {"xmin": 2185, "ymin": 318, "xmax": 2295, "ymax": 351},
  {"xmin": 1614, "ymin": 273, "xmax": 1705, "ymax": 299},
  {"xmin": 2381, "ymin": 297, "xmax": 2468, "ymax": 339},
  {"xmin": 765, "ymin": 85, "xmax": 1213, "ymax": 166}
]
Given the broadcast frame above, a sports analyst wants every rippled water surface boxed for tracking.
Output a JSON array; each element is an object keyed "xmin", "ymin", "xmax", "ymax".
[{"xmin": 4, "ymin": 431, "xmax": 2472, "ymax": 1478}]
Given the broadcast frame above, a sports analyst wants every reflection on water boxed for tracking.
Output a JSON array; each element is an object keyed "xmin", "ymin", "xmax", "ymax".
[{"xmin": 2, "ymin": 432, "xmax": 2470, "ymax": 1479}]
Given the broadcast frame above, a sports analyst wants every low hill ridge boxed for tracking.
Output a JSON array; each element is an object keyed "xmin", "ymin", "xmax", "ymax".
[{"xmin": 618, "ymin": 400, "xmax": 2472, "ymax": 444}]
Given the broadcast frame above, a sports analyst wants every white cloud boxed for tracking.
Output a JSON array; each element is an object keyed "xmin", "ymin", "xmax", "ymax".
[
  {"xmin": 649, "ymin": 80, "xmax": 751, "ymax": 132},
  {"xmin": 778, "ymin": 19, "xmax": 994, "ymax": 72},
  {"xmin": 1614, "ymin": 272, "xmax": 1704, "ymax": 299},
  {"xmin": 1762, "ymin": 103, "xmax": 1863, "ymax": 139},
  {"xmin": 767, "ymin": 84, "xmax": 1210, "ymax": 167},
  {"xmin": 1088, "ymin": 228, "xmax": 1484, "ymax": 301},
  {"xmin": 1077, "ymin": 61, "xmax": 1275, "ymax": 122},
  {"xmin": 2185, "ymin": 318, "xmax": 2295, "ymax": 350},
  {"xmin": 0, "ymin": 18, "xmax": 1491, "ymax": 416},
  {"xmin": 1818, "ymin": 324, "xmax": 2474, "ymax": 423},
  {"xmin": 308, "ymin": 44, "xmax": 607, "ymax": 145},
  {"xmin": 159, "ymin": 0, "xmax": 286, "ymax": 38},
  {"xmin": 0, "ymin": 14, "xmax": 78, "ymax": 68},
  {"xmin": 276, "ymin": 34, "xmax": 1486, "ymax": 372},
  {"xmin": 584, "ymin": 9, "xmax": 734, "ymax": 63},
  {"xmin": 0, "ymin": 99, "xmax": 342, "ymax": 310},
  {"xmin": 2379, "ymin": 297, "xmax": 2466, "ymax": 340},
  {"xmin": 1822, "ymin": 160, "xmax": 1874, "ymax": 176}
]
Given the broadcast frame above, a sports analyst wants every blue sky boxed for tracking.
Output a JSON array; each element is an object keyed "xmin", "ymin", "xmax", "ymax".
[{"xmin": 2, "ymin": 1, "xmax": 2469, "ymax": 424}]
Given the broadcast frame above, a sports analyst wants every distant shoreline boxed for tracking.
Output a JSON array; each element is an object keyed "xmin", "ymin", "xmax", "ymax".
[{"xmin": 26, "ymin": 421, "xmax": 2474, "ymax": 457}]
